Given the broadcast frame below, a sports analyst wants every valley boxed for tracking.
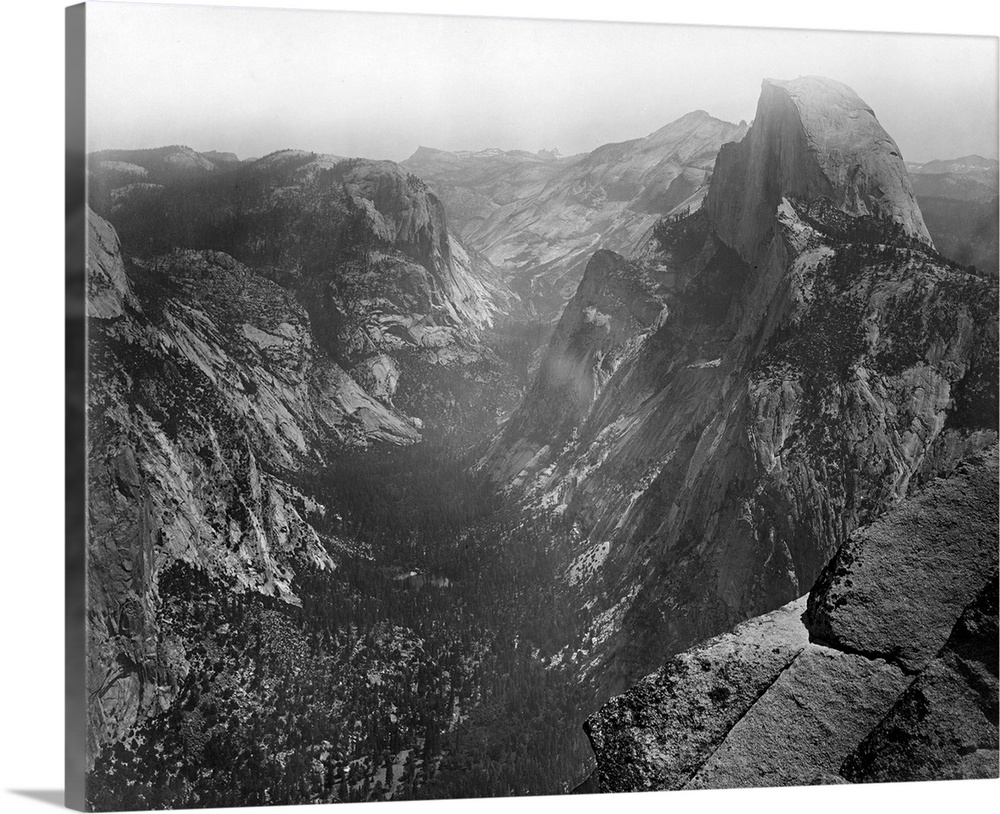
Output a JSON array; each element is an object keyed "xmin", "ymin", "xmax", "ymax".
[{"xmin": 87, "ymin": 433, "xmax": 601, "ymax": 807}]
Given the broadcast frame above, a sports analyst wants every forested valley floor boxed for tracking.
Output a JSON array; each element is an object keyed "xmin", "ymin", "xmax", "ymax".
[{"xmin": 89, "ymin": 429, "xmax": 601, "ymax": 809}]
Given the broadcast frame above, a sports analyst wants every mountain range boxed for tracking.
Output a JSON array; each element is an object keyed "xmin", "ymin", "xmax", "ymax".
[
  {"xmin": 81, "ymin": 74, "xmax": 999, "ymax": 808},
  {"xmin": 403, "ymin": 111, "xmax": 749, "ymax": 319},
  {"xmin": 907, "ymin": 154, "xmax": 999, "ymax": 274}
]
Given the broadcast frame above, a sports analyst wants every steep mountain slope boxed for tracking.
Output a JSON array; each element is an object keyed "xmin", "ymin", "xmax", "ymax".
[
  {"xmin": 84, "ymin": 207, "xmax": 593, "ymax": 807},
  {"xmin": 86, "ymin": 206, "xmax": 415, "ymax": 770},
  {"xmin": 88, "ymin": 150, "xmax": 525, "ymax": 437},
  {"xmin": 907, "ymin": 154, "xmax": 999, "ymax": 274},
  {"xmin": 85, "ymin": 149, "xmax": 532, "ymax": 784},
  {"xmin": 405, "ymin": 112, "xmax": 748, "ymax": 317},
  {"xmin": 484, "ymin": 76, "xmax": 998, "ymax": 699},
  {"xmin": 584, "ymin": 448, "xmax": 998, "ymax": 790}
]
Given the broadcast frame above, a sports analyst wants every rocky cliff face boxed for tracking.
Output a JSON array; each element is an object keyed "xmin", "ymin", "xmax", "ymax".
[
  {"xmin": 88, "ymin": 150, "xmax": 524, "ymax": 438},
  {"xmin": 708, "ymin": 77, "xmax": 931, "ymax": 267},
  {"xmin": 584, "ymin": 448, "xmax": 998, "ymax": 790},
  {"xmin": 405, "ymin": 112, "xmax": 748, "ymax": 318},
  {"xmin": 480, "ymin": 248, "xmax": 673, "ymax": 484},
  {"xmin": 485, "ymin": 76, "xmax": 998, "ymax": 701},
  {"xmin": 86, "ymin": 206, "xmax": 410, "ymax": 767}
]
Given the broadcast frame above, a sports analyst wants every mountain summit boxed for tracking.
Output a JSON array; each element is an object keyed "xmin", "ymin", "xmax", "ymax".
[{"xmin": 708, "ymin": 76, "xmax": 932, "ymax": 265}]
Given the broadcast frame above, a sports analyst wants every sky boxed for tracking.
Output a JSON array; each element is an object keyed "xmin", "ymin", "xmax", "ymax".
[{"xmin": 86, "ymin": 1, "xmax": 999, "ymax": 164}]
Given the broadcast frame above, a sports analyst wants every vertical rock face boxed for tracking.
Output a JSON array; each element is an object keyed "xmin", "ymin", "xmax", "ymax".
[
  {"xmin": 841, "ymin": 574, "xmax": 999, "ymax": 783},
  {"xmin": 86, "ymin": 210, "xmax": 136, "ymax": 319},
  {"xmin": 554, "ymin": 77, "xmax": 998, "ymax": 793},
  {"xmin": 583, "ymin": 449, "xmax": 999, "ymax": 791},
  {"xmin": 805, "ymin": 451, "xmax": 1000, "ymax": 671},
  {"xmin": 707, "ymin": 77, "xmax": 932, "ymax": 267}
]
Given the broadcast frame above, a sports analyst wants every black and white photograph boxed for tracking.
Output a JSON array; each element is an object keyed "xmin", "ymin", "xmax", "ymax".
[{"xmin": 20, "ymin": 0, "xmax": 1000, "ymax": 812}]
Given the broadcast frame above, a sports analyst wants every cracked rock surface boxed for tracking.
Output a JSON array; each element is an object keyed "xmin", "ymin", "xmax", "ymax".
[
  {"xmin": 806, "ymin": 451, "xmax": 999, "ymax": 672},
  {"xmin": 583, "ymin": 447, "xmax": 999, "ymax": 790},
  {"xmin": 583, "ymin": 597, "xmax": 810, "ymax": 792}
]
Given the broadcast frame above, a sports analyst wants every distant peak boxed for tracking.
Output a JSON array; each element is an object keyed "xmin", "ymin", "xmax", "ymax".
[
  {"xmin": 409, "ymin": 145, "xmax": 443, "ymax": 159},
  {"xmin": 911, "ymin": 154, "xmax": 1000, "ymax": 173},
  {"xmin": 537, "ymin": 147, "xmax": 563, "ymax": 160}
]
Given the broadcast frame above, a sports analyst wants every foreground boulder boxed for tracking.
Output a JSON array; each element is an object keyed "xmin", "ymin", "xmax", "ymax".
[{"xmin": 583, "ymin": 448, "xmax": 998, "ymax": 790}]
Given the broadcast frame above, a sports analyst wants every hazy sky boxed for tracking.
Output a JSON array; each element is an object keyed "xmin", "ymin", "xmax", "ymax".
[{"xmin": 86, "ymin": 1, "xmax": 999, "ymax": 164}]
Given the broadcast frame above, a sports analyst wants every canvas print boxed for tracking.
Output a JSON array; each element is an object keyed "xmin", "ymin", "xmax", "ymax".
[{"xmin": 68, "ymin": 1, "xmax": 1000, "ymax": 810}]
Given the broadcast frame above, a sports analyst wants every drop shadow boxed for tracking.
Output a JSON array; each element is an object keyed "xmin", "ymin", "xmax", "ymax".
[{"xmin": 8, "ymin": 790, "xmax": 65, "ymax": 808}]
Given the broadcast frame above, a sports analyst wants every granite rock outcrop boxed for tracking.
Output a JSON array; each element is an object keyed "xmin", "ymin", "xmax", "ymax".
[
  {"xmin": 88, "ymin": 151, "xmax": 526, "ymax": 438},
  {"xmin": 584, "ymin": 449, "xmax": 998, "ymax": 790},
  {"xmin": 707, "ymin": 76, "xmax": 931, "ymax": 267}
]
